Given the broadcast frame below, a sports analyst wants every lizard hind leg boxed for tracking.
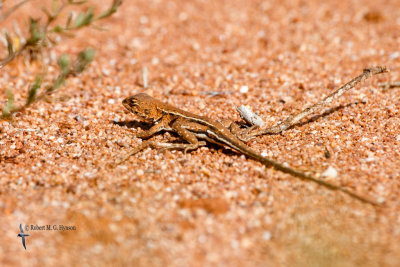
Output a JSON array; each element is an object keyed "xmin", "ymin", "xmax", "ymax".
[
  {"xmin": 219, "ymin": 118, "xmax": 241, "ymax": 135},
  {"xmin": 170, "ymin": 118, "xmax": 208, "ymax": 154},
  {"xmin": 219, "ymin": 118, "xmax": 257, "ymax": 142}
]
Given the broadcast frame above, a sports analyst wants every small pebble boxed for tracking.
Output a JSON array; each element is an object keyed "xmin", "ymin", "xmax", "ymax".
[
  {"xmin": 74, "ymin": 115, "xmax": 84, "ymax": 122},
  {"xmin": 239, "ymin": 85, "xmax": 249, "ymax": 93},
  {"xmin": 322, "ymin": 166, "xmax": 338, "ymax": 179},
  {"xmin": 262, "ymin": 231, "xmax": 272, "ymax": 241}
]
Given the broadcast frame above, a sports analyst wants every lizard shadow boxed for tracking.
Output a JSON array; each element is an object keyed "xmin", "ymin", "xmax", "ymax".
[{"xmin": 113, "ymin": 120, "xmax": 152, "ymax": 130}]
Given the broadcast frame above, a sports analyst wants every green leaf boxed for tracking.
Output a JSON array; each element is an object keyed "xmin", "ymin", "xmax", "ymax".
[
  {"xmin": 26, "ymin": 18, "xmax": 44, "ymax": 46},
  {"xmin": 74, "ymin": 6, "xmax": 94, "ymax": 28},
  {"xmin": 96, "ymin": 0, "xmax": 122, "ymax": 20},
  {"xmin": 52, "ymin": 0, "xmax": 58, "ymax": 13},
  {"xmin": 74, "ymin": 12, "xmax": 85, "ymax": 28},
  {"xmin": 52, "ymin": 75, "xmax": 66, "ymax": 90},
  {"xmin": 66, "ymin": 12, "xmax": 73, "ymax": 28},
  {"xmin": 57, "ymin": 53, "xmax": 71, "ymax": 75},
  {"xmin": 68, "ymin": 0, "xmax": 87, "ymax": 5},
  {"xmin": 41, "ymin": 6, "xmax": 52, "ymax": 19},
  {"xmin": 74, "ymin": 48, "xmax": 95, "ymax": 73},
  {"xmin": 26, "ymin": 76, "xmax": 42, "ymax": 105},
  {"xmin": 4, "ymin": 32, "xmax": 14, "ymax": 55},
  {"xmin": 2, "ymin": 89, "xmax": 16, "ymax": 118},
  {"xmin": 53, "ymin": 25, "xmax": 64, "ymax": 33}
]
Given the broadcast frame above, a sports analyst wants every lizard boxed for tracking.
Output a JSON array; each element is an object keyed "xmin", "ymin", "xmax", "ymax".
[{"xmin": 119, "ymin": 93, "xmax": 379, "ymax": 205}]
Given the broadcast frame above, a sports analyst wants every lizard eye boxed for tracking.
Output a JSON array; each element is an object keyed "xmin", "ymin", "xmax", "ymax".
[
  {"xmin": 144, "ymin": 109, "xmax": 150, "ymax": 115},
  {"xmin": 129, "ymin": 99, "xmax": 137, "ymax": 106}
]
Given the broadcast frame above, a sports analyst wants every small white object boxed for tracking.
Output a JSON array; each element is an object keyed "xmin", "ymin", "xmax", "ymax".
[
  {"xmin": 108, "ymin": 99, "xmax": 115, "ymax": 104},
  {"xmin": 365, "ymin": 156, "xmax": 376, "ymax": 162},
  {"xmin": 142, "ymin": 67, "xmax": 148, "ymax": 88},
  {"xmin": 178, "ymin": 12, "xmax": 188, "ymax": 21},
  {"xmin": 152, "ymin": 58, "xmax": 159, "ymax": 65},
  {"xmin": 102, "ymin": 68, "xmax": 111, "ymax": 76},
  {"xmin": 283, "ymin": 162, "xmax": 289, "ymax": 167},
  {"xmin": 389, "ymin": 51, "xmax": 400, "ymax": 60},
  {"xmin": 262, "ymin": 231, "xmax": 272, "ymax": 241},
  {"xmin": 198, "ymin": 235, "xmax": 206, "ymax": 243},
  {"xmin": 361, "ymin": 137, "xmax": 369, "ymax": 142},
  {"xmin": 139, "ymin": 16, "xmax": 149, "ymax": 24},
  {"xmin": 322, "ymin": 166, "xmax": 338, "ymax": 179},
  {"xmin": 239, "ymin": 85, "xmax": 249, "ymax": 93},
  {"xmin": 365, "ymin": 151, "xmax": 376, "ymax": 162},
  {"xmin": 230, "ymin": 240, "xmax": 239, "ymax": 249},
  {"xmin": 236, "ymin": 105, "xmax": 265, "ymax": 127}
]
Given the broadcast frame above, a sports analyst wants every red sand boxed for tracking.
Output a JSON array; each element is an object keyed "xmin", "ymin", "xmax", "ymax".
[{"xmin": 1, "ymin": 0, "xmax": 399, "ymax": 266}]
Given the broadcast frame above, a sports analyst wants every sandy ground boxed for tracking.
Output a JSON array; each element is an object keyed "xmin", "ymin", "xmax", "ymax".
[{"xmin": 1, "ymin": 0, "xmax": 400, "ymax": 266}]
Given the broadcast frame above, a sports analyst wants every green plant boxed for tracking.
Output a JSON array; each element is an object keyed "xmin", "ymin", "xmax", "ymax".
[{"xmin": 0, "ymin": 0, "xmax": 122, "ymax": 119}]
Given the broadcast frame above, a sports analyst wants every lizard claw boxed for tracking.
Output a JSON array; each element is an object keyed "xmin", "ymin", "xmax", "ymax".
[
  {"xmin": 183, "ymin": 141, "xmax": 207, "ymax": 154},
  {"xmin": 183, "ymin": 144, "xmax": 197, "ymax": 154}
]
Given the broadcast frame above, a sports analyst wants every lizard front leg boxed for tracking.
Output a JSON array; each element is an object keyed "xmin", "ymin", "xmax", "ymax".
[{"xmin": 136, "ymin": 115, "xmax": 174, "ymax": 138}]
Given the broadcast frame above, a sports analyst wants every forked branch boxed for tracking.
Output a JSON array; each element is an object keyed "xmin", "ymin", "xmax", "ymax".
[{"xmin": 238, "ymin": 66, "xmax": 388, "ymax": 138}]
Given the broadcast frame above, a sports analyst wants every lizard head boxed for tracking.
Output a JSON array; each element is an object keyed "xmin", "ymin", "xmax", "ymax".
[{"xmin": 122, "ymin": 93, "xmax": 163, "ymax": 122}]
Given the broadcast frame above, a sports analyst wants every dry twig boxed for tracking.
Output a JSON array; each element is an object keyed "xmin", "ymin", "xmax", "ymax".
[{"xmin": 238, "ymin": 66, "xmax": 388, "ymax": 138}]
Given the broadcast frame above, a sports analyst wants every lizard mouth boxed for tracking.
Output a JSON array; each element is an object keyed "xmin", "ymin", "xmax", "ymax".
[
  {"xmin": 122, "ymin": 101, "xmax": 153, "ymax": 122},
  {"xmin": 122, "ymin": 98, "xmax": 134, "ymax": 110}
]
